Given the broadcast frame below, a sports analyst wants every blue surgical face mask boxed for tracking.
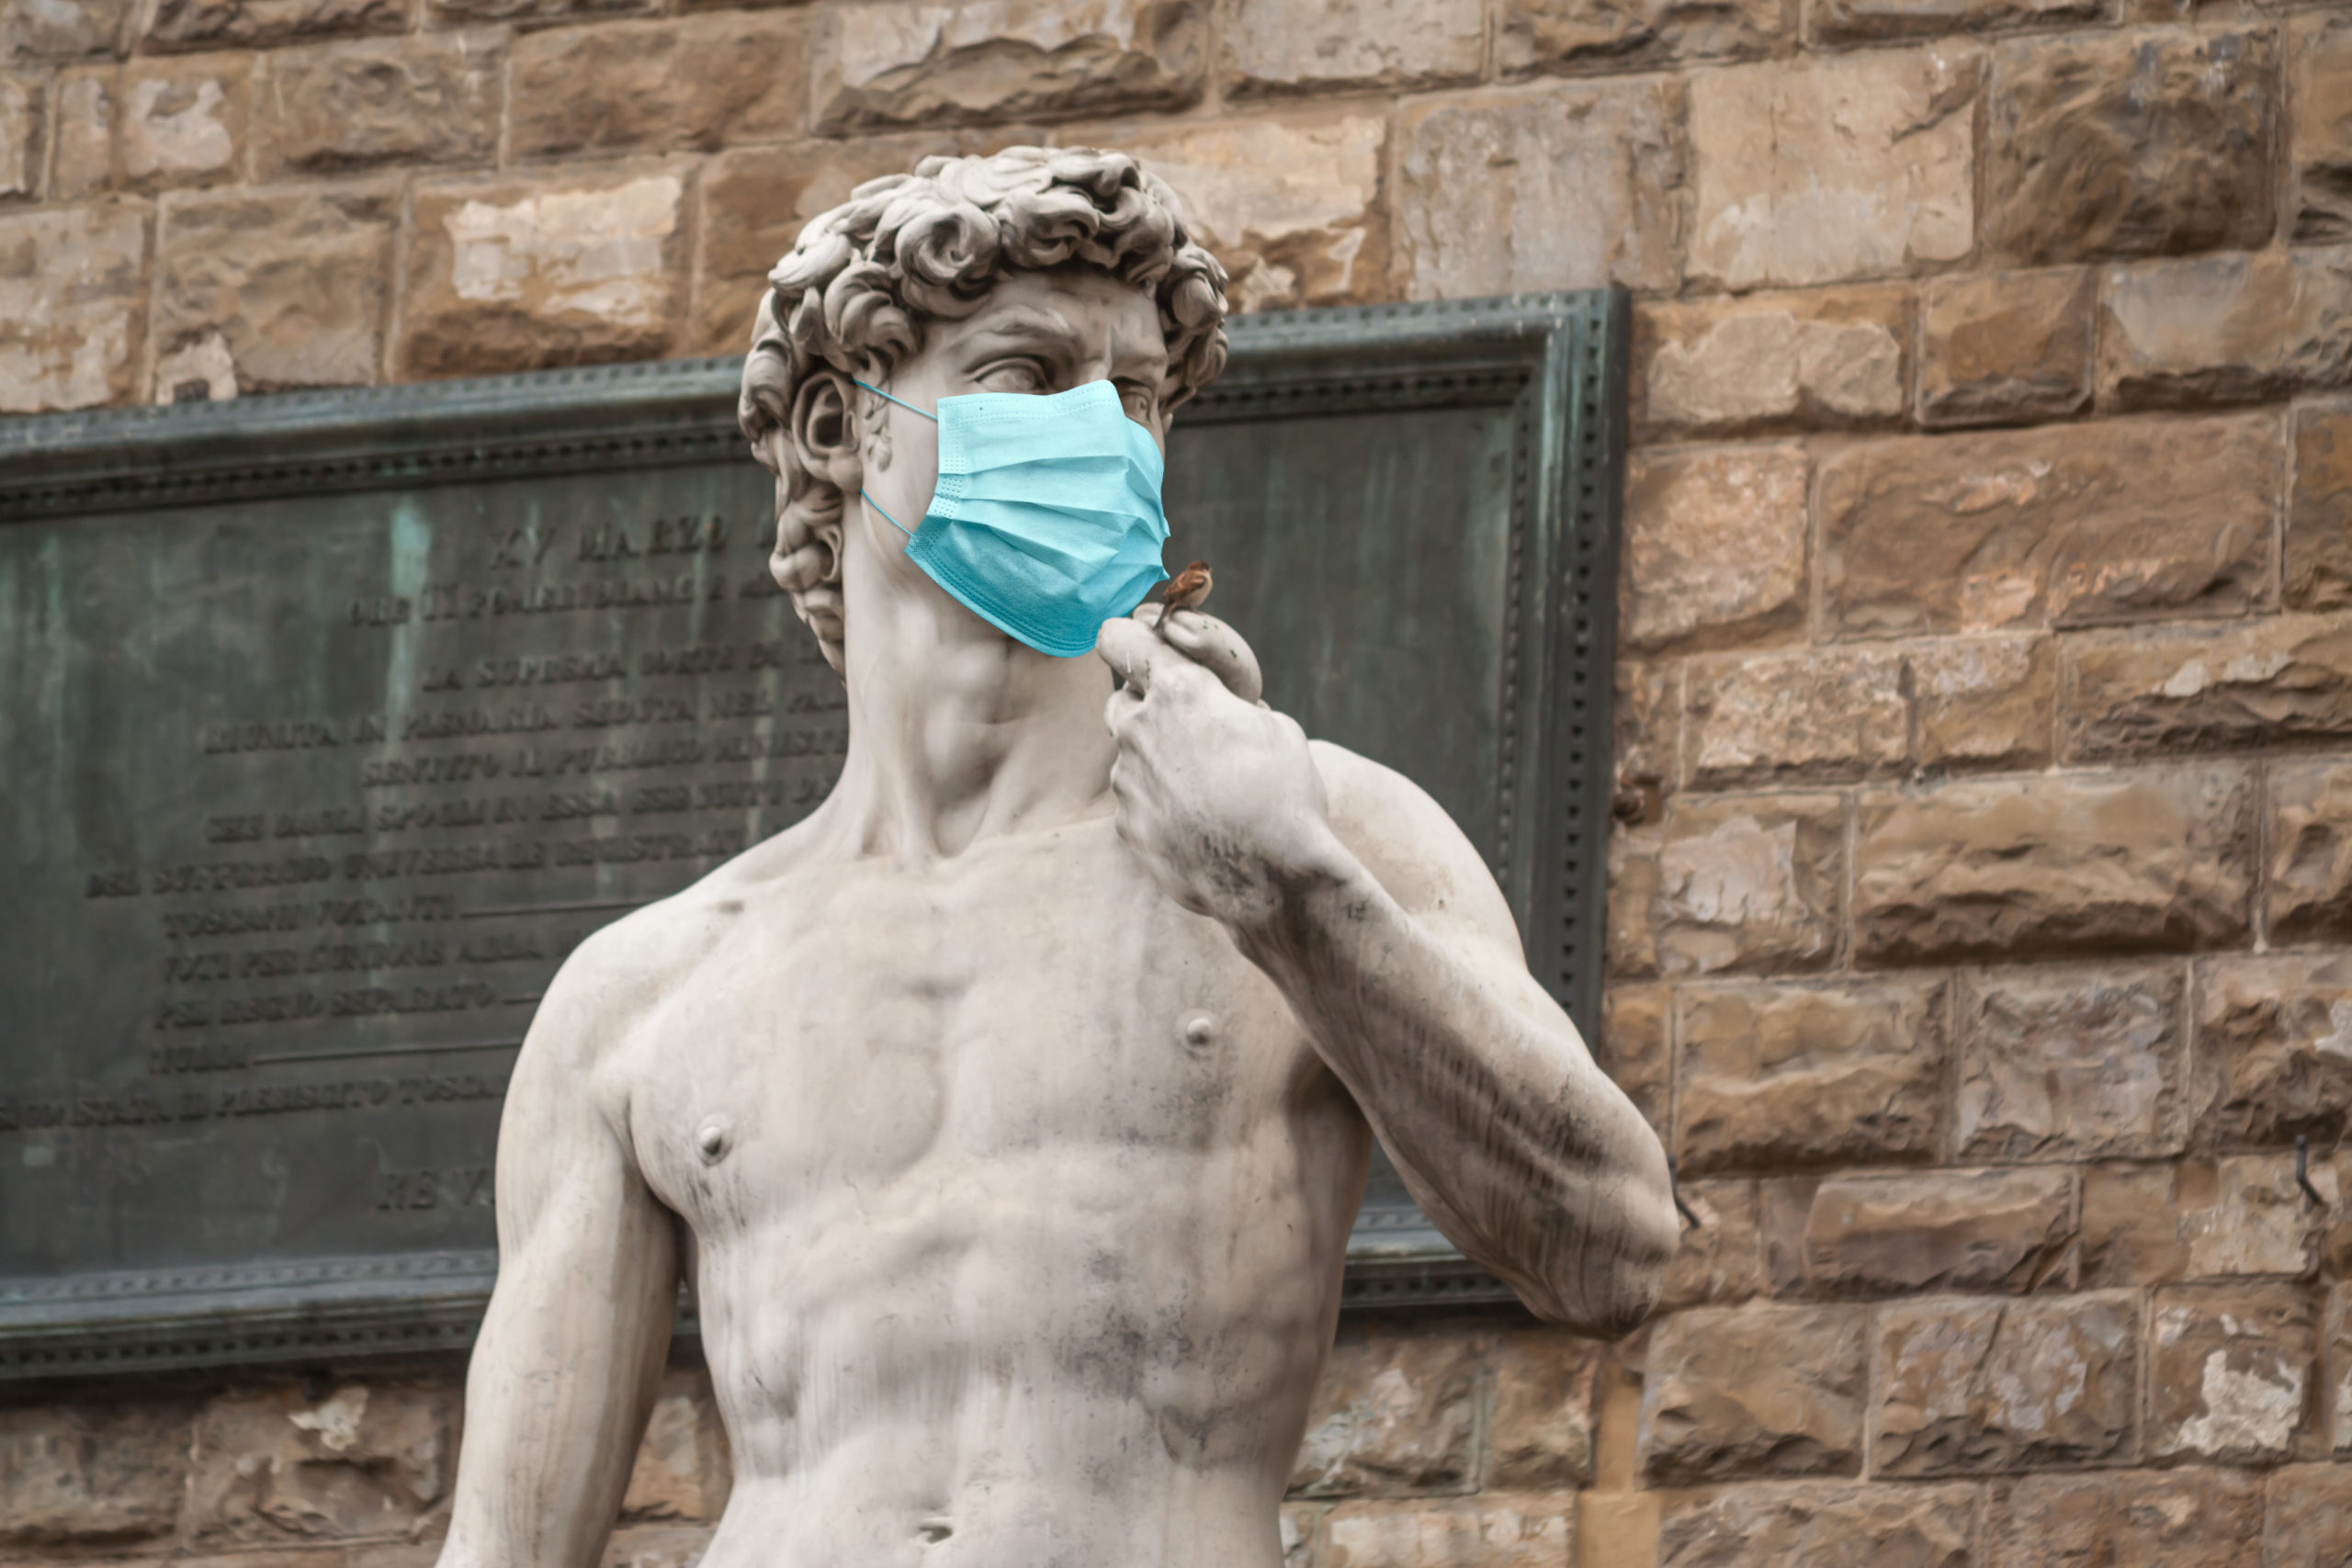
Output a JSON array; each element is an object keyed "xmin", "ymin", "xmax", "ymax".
[{"xmin": 854, "ymin": 378, "xmax": 1170, "ymax": 659}]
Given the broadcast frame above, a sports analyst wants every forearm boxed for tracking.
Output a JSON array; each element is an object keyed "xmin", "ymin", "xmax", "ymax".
[{"xmin": 1230, "ymin": 847, "xmax": 1676, "ymax": 1331}]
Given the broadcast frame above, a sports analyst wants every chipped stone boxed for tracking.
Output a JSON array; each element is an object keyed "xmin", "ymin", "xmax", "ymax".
[
  {"xmin": 1907, "ymin": 635, "xmax": 2054, "ymax": 773},
  {"xmin": 1804, "ymin": 1168, "xmax": 2078, "ymax": 1298},
  {"xmin": 3, "ymin": 0, "xmax": 130, "ymax": 57},
  {"xmin": 1223, "ymin": 0, "xmax": 1482, "ymax": 96},
  {"xmin": 1653, "ymin": 792, "xmax": 1844, "ymax": 977},
  {"xmin": 156, "ymin": 186, "xmax": 390, "ymax": 390},
  {"xmin": 1917, "ymin": 267, "xmax": 2094, "ymax": 426},
  {"xmin": 1638, "ymin": 287, "xmax": 1906, "ymax": 438},
  {"xmin": 187, "ymin": 1380, "xmax": 455, "ymax": 1544},
  {"xmin": 1685, "ymin": 647, "xmax": 1908, "ymax": 789},
  {"xmin": 1498, "ymin": 0, "xmax": 1780, "ymax": 76},
  {"xmin": 0, "ymin": 200, "xmax": 146, "ymax": 412},
  {"xmin": 1660, "ymin": 1179, "xmax": 1764, "ymax": 1311},
  {"xmin": 1957, "ymin": 964, "xmax": 2184, "ymax": 1162},
  {"xmin": 1873, "ymin": 1293, "xmax": 2136, "ymax": 1475},
  {"xmin": 1640, "ymin": 1303, "xmax": 1867, "ymax": 1483},
  {"xmin": 509, "ymin": 16, "xmax": 804, "ymax": 161},
  {"xmin": 2267, "ymin": 758, "xmax": 2352, "ymax": 945},
  {"xmin": 1622, "ymin": 445, "xmax": 1806, "ymax": 655},
  {"xmin": 1289, "ymin": 1326, "xmax": 1478, "ymax": 1498},
  {"xmin": 2293, "ymin": 15, "xmax": 2352, "ymax": 244},
  {"xmin": 1809, "ymin": 0, "xmax": 2103, "ymax": 46},
  {"xmin": 2149, "ymin": 1284, "xmax": 2318, "ymax": 1464},
  {"xmin": 1324, "ymin": 1495, "xmax": 1576, "ymax": 1568},
  {"xmin": 143, "ymin": 0, "xmax": 403, "ymax": 51},
  {"xmin": 2192, "ymin": 953, "xmax": 2352, "ymax": 1150},
  {"xmin": 2062, "ymin": 613, "xmax": 2352, "ymax": 763},
  {"xmin": 0, "ymin": 1402, "xmax": 195, "ymax": 1545},
  {"xmin": 2099, "ymin": 248, "xmax": 2352, "ymax": 411},
  {"xmin": 255, "ymin": 33, "xmax": 500, "ymax": 175}
]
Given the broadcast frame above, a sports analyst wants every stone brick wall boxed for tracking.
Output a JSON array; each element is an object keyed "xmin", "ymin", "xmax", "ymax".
[{"xmin": 6, "ymin": 0, "xmax": 2352, "ymax": 1562}]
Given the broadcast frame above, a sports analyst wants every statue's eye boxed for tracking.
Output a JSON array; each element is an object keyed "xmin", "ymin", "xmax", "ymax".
[
  {"xmin": 1115, "ymin": 382, "xmax": 1157, "ymax": 424},
  {"xmin": 978, "ymin": 359, "xmax": 1046, "ymax": 394}
]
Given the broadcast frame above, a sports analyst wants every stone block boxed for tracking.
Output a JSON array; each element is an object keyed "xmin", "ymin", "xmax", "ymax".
[
  {"xmin": 187, "ymin": 1379, "xmax": 456, "ymax": 1543},
  {"xmin": 1324, "ymin": 1495, "xmax": 1575, "ymax": 1568},
  {"xmin": 0, "ymin": 72, "xmax": 35, "ymax": 197},
  {"xmin": 1907, "ymin": 635, "xmax": 2054, "ymax": 773},
  {"xmin": 119, "ymin": 54, "xmax": 247, "ymax": 189},
  {"xmin": 1820, "ymin": 416, "xmax": 2281, "ymax": 637},
  {"xmin": 425, "ymin": 0, "xmax": 642, "ymax": 26},
  {"xmin": 1396, "ymin": 80, "xmax": 1682, "ymax": 299},
  {"xmin": 2062, "ymin": 614, "xmax": 2352, "ymax": 763},
  {"xmin": 1674, "ymin": 975, "xmax": 1946, "ymax": 1174},
  {"xmin": 1985, "ymin": 28, "xmax": 2277, "ymax": 265},
  {"xmin": 619, "ymin": 1367, "xmax": 728, "ymax": 1521},
  {"xmin": 2291, "ymin": 14, "xmax": 2352, "ymax": 244},
  {"xmin": 1658, "ymin": 1482, "xmax": 1975, "ymax": 1568},
  {"xmin": 1606, "ymin": 822, "xmax": 1662, "ymax": 979},
  {"xmin": 1600, "ymin": 982, "xmax": 1669, "ymax": 1136},
  {"xmin": 1621, "ymin": 445, "xmax": 1806, "ymax": 655},
  {"xmin": 402, "ymin": 165, "xmax": 691, "ymax": 378},
  {"xmin": 2150, "ymin": 1284, "xmax": 2320, "ymax": 1465},
  {"xmin": 1956, "ymin": 964, "xmax": 2184, "ymax": 1162},
  {"xmin": 1290, "ymin": 1325, "xmax": 1479, "ymax": 1497},
  {"xmin": 1985, "ymin": 1469, "xmax": 2262, "ymax": 1568},
  {"xmin": 0, "ymin": 200, "xmax": 146, "ymax": 412},
  {"xmin": 814, "ymin": 0, "xmax": 1204, "ymax": 132},
  {"xmin": 1803, "ymin": 1168, "xmax": 2078, "ymax": 1298},
  {"xmin": 1639, "ymin": 1303, "xmax": 1866, "ymax": 1483},
  {"xmin": 2290, "ymin": 403, "xmax": 2352, "ymax": 611},
  {"xmin": 2181, "ymin": 1156, "xmax": 2335, "ymax": 1280},
  {"xmin": 1611, "ymin": 659, "xmax": 1677, "ymax": 806},
  {"xmin": 156, "ymin": 186, "xmax": 390, "ymax": 390},
  {"xmin": 1223, "ymin": 0, "xmax": 1482, "ymax": 96},
  {"xmin": 1660, "ymin": 1178, "xmax": 1764, "ymax": 1310},
  {"xmin": 2266, "ymin": 1463, "xmax": 2352, "ymax": 1568},
  {"xmin": 2194, "ymin": 953, "xmax": 2352, "ymax": 1150},
  {"xmin": 3, "ymin": 0, "xmax": 130, "ymax": 57},
  {"xmin": 1498, "ymin": 0, "xmax": 1780, "ymax": 73},
  {"xmin": 254, "ymin": 33, "xmax": 499, "ymax": 175},
  {"xmin": 1119, "ymin": 116, "xmax": 1385, "ymax": 313},
  {"xmin": 2268, "ymin": 759, "xmax": 2352, "ymax": 944},
  {"xmin": 1688, "ymin": 48, "xmax": 1975, "ymax": 291},
  {"xmin": 1637, "ymin": 287, "xmax": 1907, "ymax": 440},
  {"xmin": 144, "ymin": 0, "xmax": 402, "ymax": 51},
  {"xmin": 1758, "ymin": 1175, "xmax": 1819, "ymax": 1297},
  {"xmin": 1652, "ymin": 792, "xmax": 1844, "ymax": 977},
  {"xmin": 1809, "ymin": 0, "xmax": 2106, "ymax": 46},
  {"xmin": 0, "ymin": 1401, "xmax": 195, "ymax": 1545},
  {"xmin": 2099, "ymin": 249, "xmax": 2352, "ymax": 411},
  {"xmin": 2080, "ymin": 1163, "xmax": 2187, "ymax": 1288},
  {"xmin": 1685, "ymin": 648, "xmax": 1908, "ymax": 789},
  {"xmin": 50, "ymin": 69, "xmax": 108, "ymax": 197},
  {"xmin": 1873, "ymin": 1293, "xmax": 2136, "ymax": 1475},
  {"xmin": 1485, "ymin": 1330, "xmax": 1601, "ymax": 1490},
  {"xmin": 510, "ymin": 16, "xmax": 806, "ymax": 161},
  {"xmin": 1917, "ymin": 267, "xmax": 2094, "ymax": 426},
  {"xmin": 601, "ymin": 1525, "xmax": 718, "ymax": 1568},
  {"xmin": 1851, "ymin": 767, "xmax": 2255, "ymax": 966}
]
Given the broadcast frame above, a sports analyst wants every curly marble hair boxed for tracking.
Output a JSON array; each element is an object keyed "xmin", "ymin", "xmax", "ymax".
[{"xmin": 738, "ymin": 145, "xmax": 1231, "ymax": 672}]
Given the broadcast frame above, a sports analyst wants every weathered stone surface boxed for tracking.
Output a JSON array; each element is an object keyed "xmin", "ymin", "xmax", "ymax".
[
  {"xmin": 2266, "ymin": 1464, "xmax": 2352, "ymax": 1568},
  {"xmin": 1917, "ymin": 267, "xmax": 2093, "ymax": 426},
  {"xmin": 2332, "ymin": 1288, "xmax": 2352, "ymax": 1460},
  {"xmin": 1907, "ymin": 636, "xmax": 2054, "ymax": 773},
  {"xmin": 1873, "ymin": 1293, "xmax": 2135, "ymax": 1475},
  {"xmin": 1396, "ymin": 81, "xmax": 1682, "ymax": 299},
  {"xmin": 1675, "ymin": 976, "xmax": 1946, "ymax": 1174},
  {"xmin": 1486, "ymin": 1330, "xmax": 1600, "ymax": 1490},
  {"xmin": 1659, "ymin": 1482, "xmax": 1975, "ymax": 1568},
  {"xmin": 1622, "ymin": 445, "xmax": 1806, "ymax": 654},
  {"xmin": 599, "ymin": 1525, "xmax": 718, "ymax": 1568},
  {"xmin": 1290, "ymin": 1326, "xmax": 1479, "ymax": 1498},
  {"xmin": 0, "ymin": 200, "xmax": 146, "ymax": 412},
  {"xmin": 1758, "ymin": 1175, "xmax": 1820, "ymax": 1297},
  {"xmin": 1640, "ymin": 1304, "xmax": 1866, "ymax": 1483},
  {"xmin": 1606, "ymin": 822, "xmax": 1662, "ymax": 979},
  {"xmin": 511, "ymin": 16, "xmax": 805, "ymax": 160},
  {"xmin": 2268, "ymin": 759, "xmax": 2352, "ymax": 944},
  {"xmin": 1498, "ymin": 0, "xmax": 1779, "ymax": 75},
  {"xmin": 1324, "ymin": 1495, "xmax": 1575, "ymax": 1568},
  {"xmin": 1821, "ymin": 416, "xmax": 2281, "ymax": 637},
  {"xmin": 2081, "ymin": 1163, "xmax": 2188, "ymax": 1288},
  {"xmin": 1685, "ymin": 648, "xmax": 1907, "ymax": 789},
  {"xmin": 1601, "ymin": 982, "xmax": 1669, "ymax": 1135},
  {"xmin": 1957, "ymin": 965, "xmax": 2183, "ymax": 1162},
  {"xmin": 2290, "ymin": 403, "xmax": 2352, "ymax": 612},
  {"xmin": 1652, "ymin": 792, "xmax": 1844, "ymax": 977},
  {"xmin": 1689, "ymin": 49, "xmax": 1975, "ymax": 291},
  {"xmin": 402, "ymin": 166, "xmax": 690, "ymax": 378},
  {"xmin": 1809, "ymin": 0, "xmax": 2103, "ymax": 46},
  {"xmin": 1637, "ymin": 288, "xmax": 1905, "ymax": 439},
  {"xmin": 426, "ymin": 0, "xmax": 643, "ymax": 26},
  {"xmin": 119, "ymin": 54, "xmax": 247, "ymax": 188},
  {"xmin": 1803, "ymin": 1168, "xmax": 2078, "ymax": 1298},
  {"xmin": 1223, "ymin": 0, "xmax": 1481, "ymax": 95},
  {"xmin": 1985, "ymin": 29, "xmax": 2277, "ymax": 265},
  {"xmin": 2150, "ymin": 1285, "xmax": 2319, "ymax": 1464},
  {"xmin": 254, "ymin": 34, "xmax": 500, "ymax": 175},
  {"xmin": 1852, "ymin": 767, "xmax": 2255, "ymax": 966},
  {"xmin": 144, "ymin": 0, "xmax": 401, "ymax": 51},
  {"xmin": 2062, "ymin": 614, "xmax": 2352, "ymax": 763},
  {"xmin": 1611, "ymin": 660, "xmax": 1677, "ymax": 808},
  {"xmin": 1661, "ymin": 1179, "xmax": 1764, "ymax": 1310},
  {"xmin": 2181, "ymin": 1156, "xmax": 2335, "ymax": 1280},
  {"xmin": 0, "ymin": 1401, "xmax": 194, "ymax": 1545},
  {"xmin": 3, "ymin": 0, "xmax": 130, "ymax": 56},
  {"xmin": 0, "ymin": 71, "xmax": 37, "ymax": 197},
  {"xmin": 1120, "ymin": 116, "xmax": 1385, "ymax": 312},
  {"xmin": 156, "ymin": 186, "xmax": 389, "ymax": 390},
  {"xmin": 187, "ymin": 1380, "xmax": 455, "ymax": 1542},
  {"xmin": 2292, "ymin": 15, "xmax": 2352, "ymax": 244},
  {"xmin": 2193, "ymin": 954, "xmax": 2352, "ymax": 1149},
  {"xmin": 2099, "ymin": 249, "xmax": 2352, "ymax": 411},
  {"xmin": 1986, "ymin": 1469, "xmax": 2262, "ymax": 1568},
  {"xmin": 617, "ymin": 1367, "xmax": 728, "ymax": 1522},
  {"xmin": 815, "ymin": 0, "xmax": 1204, "ymax": 132},
  {"xmin": 49, "ymin": 69, "xmax": 108, "ymax": 197}
]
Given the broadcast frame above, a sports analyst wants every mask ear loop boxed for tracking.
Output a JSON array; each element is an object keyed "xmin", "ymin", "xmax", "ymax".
[{"xmin": 854, "ymin": 379, "xmax": 937, "ymax": 538}]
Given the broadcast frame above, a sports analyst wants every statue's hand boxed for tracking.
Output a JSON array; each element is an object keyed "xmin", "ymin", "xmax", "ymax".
[{"xmin": 1096, "ymin": 608, "xmax": 1352, "ymax": 931}]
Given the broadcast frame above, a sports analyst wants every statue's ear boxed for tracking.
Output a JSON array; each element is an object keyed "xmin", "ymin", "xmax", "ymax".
[{"xmin": 788, "ymin": 369, "xmax": 862, "ymax": 491}]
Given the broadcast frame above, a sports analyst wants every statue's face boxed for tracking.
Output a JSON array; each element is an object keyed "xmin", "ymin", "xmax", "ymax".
[{"xmin": 858, "ymin": 267, "xmax": 1170, "ymax": 542}]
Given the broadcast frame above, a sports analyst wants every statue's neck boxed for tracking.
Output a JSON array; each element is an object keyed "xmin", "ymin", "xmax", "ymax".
[{"xmin": 820, "ymin": 523, "xmax": 1117, "ymax": 861}]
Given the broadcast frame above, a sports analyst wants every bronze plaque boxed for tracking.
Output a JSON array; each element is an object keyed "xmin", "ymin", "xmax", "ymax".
[{"xmin": 0, "ymin": 293, "xmax": 1627, "ymax": 1375}]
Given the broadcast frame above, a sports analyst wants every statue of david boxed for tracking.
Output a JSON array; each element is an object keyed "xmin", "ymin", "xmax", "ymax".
[{"xmin": 436, "ymin": 145, "xmax": 1677, "ymax": 1568}]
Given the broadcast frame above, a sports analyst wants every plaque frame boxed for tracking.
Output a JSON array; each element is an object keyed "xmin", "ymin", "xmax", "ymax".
[{"xmin": 0, "ymin": 289, "xmax": 1629, "ymax": 1378}]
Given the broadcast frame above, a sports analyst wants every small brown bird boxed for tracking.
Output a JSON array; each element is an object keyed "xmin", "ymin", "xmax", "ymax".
[{"xmin": 1156, "ymin": 559, "xmax": 1212, "ymax": 631}]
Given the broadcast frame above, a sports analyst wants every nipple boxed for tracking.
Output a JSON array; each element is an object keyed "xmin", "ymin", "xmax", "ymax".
[
  {"xmin": 695, "ymin": 1117, "xmax": 730, "ymax": 1164},
  {"xmin": 1179, "ymin": 1012, "xmax": 1218, "ymax": 1051}
]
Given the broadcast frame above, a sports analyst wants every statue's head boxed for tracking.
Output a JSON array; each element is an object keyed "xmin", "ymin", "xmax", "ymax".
[{"xmin": 739, "ymin": 146, "xmax": 1231, "ymax": 673}]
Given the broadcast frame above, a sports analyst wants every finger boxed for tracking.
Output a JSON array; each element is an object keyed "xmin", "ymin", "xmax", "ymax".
[
  {"xmin": 1096, "ymin": 615, "xmax": 1162, "ymax": 694},
  {"xmin": 1156, "ymin": 609, "xmax": 1264, "ymax": 705}
]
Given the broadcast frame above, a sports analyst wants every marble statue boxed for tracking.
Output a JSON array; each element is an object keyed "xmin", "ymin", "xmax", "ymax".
[{"xmin": 436, "ymin": 146, "xmax": 1678, "ymax": 1568}]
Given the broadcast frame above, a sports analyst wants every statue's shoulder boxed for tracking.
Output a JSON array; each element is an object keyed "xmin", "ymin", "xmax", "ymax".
[{"xmin": 1307, "ymin": 739, "xmax": 1514, "ymax": 933}]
